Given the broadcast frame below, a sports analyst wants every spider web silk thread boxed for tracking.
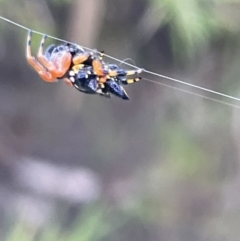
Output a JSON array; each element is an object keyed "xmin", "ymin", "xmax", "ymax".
[
  {"xmin": 0, "ymin": 15, "xmax": 240, "ymax": 108},
  {"xmin": 143, "ymin": 78, "xmax": 240, "ymax": 109}
]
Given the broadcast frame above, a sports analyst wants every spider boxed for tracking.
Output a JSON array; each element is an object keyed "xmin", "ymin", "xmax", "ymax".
[{"xmin": 26, "ymin": 30, "xmax": 143, "ymax": 100}]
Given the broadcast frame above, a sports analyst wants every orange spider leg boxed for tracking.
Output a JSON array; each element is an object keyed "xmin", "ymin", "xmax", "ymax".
[
  {"xmin": 26, "ymin": 30, "xmax": 56, "ymax": 82},
  {"xmin": 79, "ymin": 56, "xmax": 107, "ymax": 83},
  {"xmin": 63, "ymin": 78, "xmax": 73, "ymax": 86},
  {"xmin": 98, "ymin": 76, "xmax": 107, "ymax": 83},
  {"xmin": 83, "ymin": 50, "xmax": 109, "ymax": 84},
  {"xmin": 72, "ymin": 53, "xmax": 92, "ymax": 65},
  {"xmin": 92, "ymin": 58, "xmax": 105, "ymax": 76},
  {"xmin": 37, "ymin": 34, "xmax": 72, "ymax": 78}
]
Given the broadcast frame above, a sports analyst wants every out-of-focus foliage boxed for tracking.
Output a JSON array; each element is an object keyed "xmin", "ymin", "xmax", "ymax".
[
  {"xmin": 146, "ymin": 0, "xmax": 240, "ymax": 60},
  {"xmin": 7, "ymin": 206, "xmax": 101, "ymax": 241},
  {"xmin": 6, "ymin": 205, "xmax": 129, "ymax": 241}
]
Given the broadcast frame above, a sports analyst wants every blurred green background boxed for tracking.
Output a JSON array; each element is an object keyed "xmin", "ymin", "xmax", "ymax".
[{"xmin": 0, "ymin": 0, "xmax": 240, "ymax": 240}]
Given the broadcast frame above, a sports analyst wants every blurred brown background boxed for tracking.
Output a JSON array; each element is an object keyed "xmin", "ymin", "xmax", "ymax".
[{"xmin": 0, "ymin": 0, "xmax": 240, "ymax": 240}]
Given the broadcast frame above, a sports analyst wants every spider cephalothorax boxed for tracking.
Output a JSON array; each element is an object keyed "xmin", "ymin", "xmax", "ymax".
[{"xmin": 26, "ymin": 30, "xmax": 143, "ymax": 100}]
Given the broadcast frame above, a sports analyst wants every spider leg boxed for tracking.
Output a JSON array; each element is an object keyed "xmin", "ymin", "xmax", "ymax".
[
  {"xmin": 98, "ymin": 76, "xmax": 107, "ymax": 83},
  {"xmin": 108, "ymin": 68, "xmax": 144, "ymax": 77},
  {"xmin": 72, "ymin": 51, "xmax": 93, "ymax": 65},
  {"xmin": 85, "ymin": 56, "xmax": 107, "ymax": 84},
  {"xmin": 92, "ymin": 58, "xmax": 105, "ymax": 76},
  {"xmin": 96, "ymin": 88, "xmax": 111, "ymax": 98},
  {"xmin": 44, "ymin": 44, "xmax": 56, "ymax": 59},
  {"xmin": 26, "ymin": 30, "xmax": 56, "ymax": 82},
  {"xmin": 37, "ymin": 34, "xmax": 72, "ymax": 78},
  {"xmin": 120, "ymin": 77, "xmax": 141, "ymax": 85},
  {"xmin": 98, "ymin": 92, "xmax": 111, "ymax": 98},
  {"xmin": 98, "ymin": 51, "xmax": 105, "ymax": 60},
  {"xmin": 63, "ymin": 77, "xmax": 73, "ymax": 86},
  {"xmin": 72, "ymin": 64, "xmax": 91, "ymax": 75}
]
